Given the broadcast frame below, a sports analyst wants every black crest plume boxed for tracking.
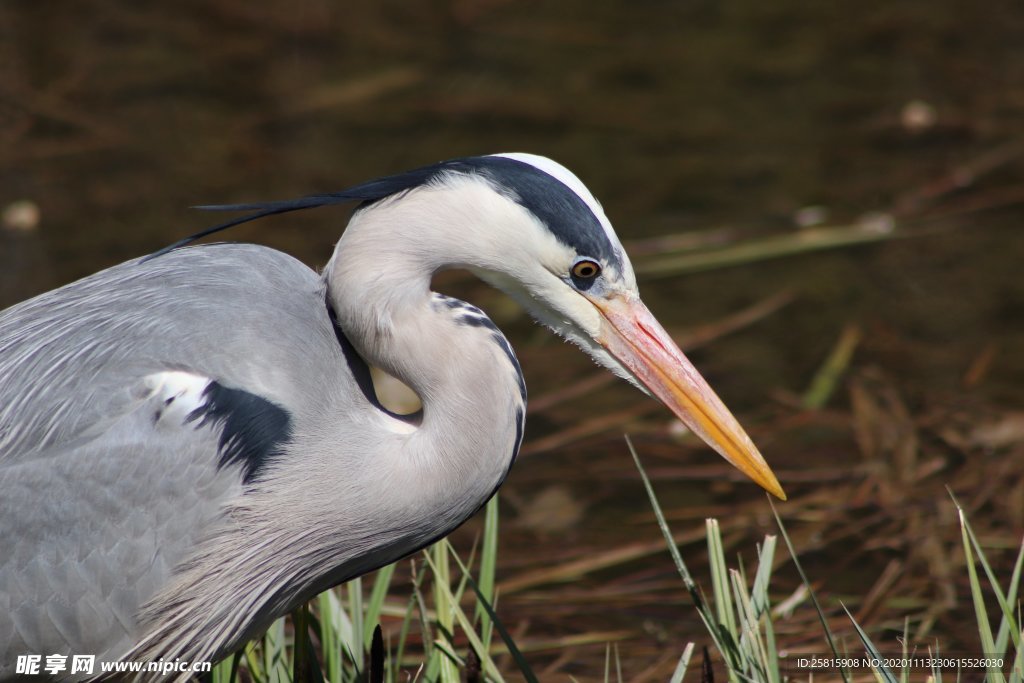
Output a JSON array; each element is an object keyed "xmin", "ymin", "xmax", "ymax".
[{"xmin": 143, "ymin": 162, "xmax": 458, "ymax": 261}]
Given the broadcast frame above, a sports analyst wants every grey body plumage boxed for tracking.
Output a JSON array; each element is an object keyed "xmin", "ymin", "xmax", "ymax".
[
  {"xmin": 0, "ymin": 154, "xmax": 782, "ymax": 680},
  {"xmin": 1, "ymin": 246, "xmax": 523, "ymax": 676}
]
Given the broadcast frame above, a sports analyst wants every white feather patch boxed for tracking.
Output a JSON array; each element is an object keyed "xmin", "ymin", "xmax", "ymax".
[{"xmin": 145, "ymin": 370, "xmax": 211, "ymax": 423}]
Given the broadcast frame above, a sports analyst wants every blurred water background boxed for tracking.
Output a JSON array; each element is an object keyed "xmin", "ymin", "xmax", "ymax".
[{"xmin": 2, "ymin": 1, "xmax": 1023, "ymax": 678}]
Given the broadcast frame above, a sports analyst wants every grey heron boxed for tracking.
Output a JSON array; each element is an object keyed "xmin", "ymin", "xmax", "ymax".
[{"xmin": 0, "ymin": 153, "xmax": 784, "ymax": 679}]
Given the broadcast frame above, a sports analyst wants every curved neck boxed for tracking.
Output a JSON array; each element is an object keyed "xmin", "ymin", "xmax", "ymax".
[
  {"xmin": 133, "ymin": 184, "xmax": 536, "ymax": 663},
  {"xmin": 323, "ymin": 188, "xmax": 526, "ymax": 534}
]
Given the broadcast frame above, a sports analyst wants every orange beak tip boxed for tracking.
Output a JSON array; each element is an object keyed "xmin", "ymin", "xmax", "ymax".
[
  {"xmin": 734, "ymin": 454, "xmax": 786, "ymax": 501},
  {"xmin": 593, "ymin": 294, "xmax": 788, "ymax": 501}
]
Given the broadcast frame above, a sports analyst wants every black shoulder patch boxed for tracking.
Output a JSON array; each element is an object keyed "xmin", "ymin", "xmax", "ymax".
[{"xmin": 187, "ymin": 382, "xmax": 292, "ymax": 484}]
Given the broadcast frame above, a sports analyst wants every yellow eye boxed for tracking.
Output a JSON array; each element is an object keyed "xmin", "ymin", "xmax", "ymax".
[{"xmin": 571, "ymin": 259, "xmax": 601, "ymax": 279}]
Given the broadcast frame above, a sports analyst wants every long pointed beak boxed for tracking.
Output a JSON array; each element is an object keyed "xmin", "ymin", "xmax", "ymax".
[{"xmin": 591, "ymin": 293, "xmax": 786, "ymax": 500}]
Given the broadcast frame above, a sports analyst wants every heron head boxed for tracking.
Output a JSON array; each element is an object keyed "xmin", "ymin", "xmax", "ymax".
[
  {"xmin": 473, "ymin": 153, "xmax": 785, "ymax": 500},
  {"xmin": 183, "ymin": 152, "xmax": 784, "ymax": 499}
]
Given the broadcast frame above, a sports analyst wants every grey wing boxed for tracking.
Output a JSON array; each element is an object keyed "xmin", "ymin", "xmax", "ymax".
[
  {"xmin": 0, "ymin": 244, "xmax": 344, "ymax": 462},
  {"xmin": 0, "ymin": 244, "xmax": 354, "ymax": 676},
  {"xmin": 0, "ymin": 392, "xmax": 242, "ymax": 675}
]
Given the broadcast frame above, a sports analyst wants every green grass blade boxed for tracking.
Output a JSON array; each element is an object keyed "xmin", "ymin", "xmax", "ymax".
[
  {"xmin": 842, "ymin": 604, "xmax": 897, "ymax": 683},
  {"xmin": 347, "ymin": 578, "xmax": 364, "ymax": 659},
  {"xmin": 213, "ymin": 650, "xmax": 245, "ymax": 683},
  {"xmin": 624, "ymin": 436, "xmax": 696, "ymax": 586},
  {"xmin": 752, "ymin": 537, "xmax": 780, "ymax": 683},
  {"xmin": 331, "ymin": 586, "xmax": 359, "ymax": 675},
  {"xmin": 928, "ymin": 643, "xmax": 942, "ymax": 683},
  {"xmin": 263, "ymin": 616, "xmax": 290, "ymax": 683},
  {"xmin": 477, "ymin": 496, "xmax": 500, "ymax": 654},
  {"xmin": 957, "ymin": 505, "xmax": 1005, "ymax": 683},
  {"xmin": 965, "ymin": 514, "xmax": 1021, "ymax": 654},
  {"xmin": 363, "ymin": 565, "xmax": 396, "ymax": 647},
  {"xmin": 244, "ymin": 640, "xmax": 267, "ymax": 682},
  {"xmin": 318, "ymin": 589, "xmax": 346, "ymax": 682},
  {"xmin": 430, "ymin": 637, "xmax": 465, "ymax": 669},
  {"xmin": 447, "ymin": 539, "xmax": 540, "ymax": 683},
  {"xmin": 315, "ymin": 593, "xmax": 335, "ymax": 681},
  {"xmin": 212, "ymin": 655, "xmax": 235, "ymax": 683},
  {"xmin": 626, "ymin": 436, "xmax": 742, "ymax": 675},
  {"xmin": 1009, "ymin": 627, "xmax": 1024, "ymax": 683},
  {"xmin": 899, "ymin": 617, "xmax": 909, "ymax": 683},
  {"xmin": 949, "ymin": 489, "xmax": 1022, "ymax": 659},
  {"xmin": 450, "ymin": 538, "xmax": 476, "ymax": 611},
  {"xmin": 763, "ymin": 597, "xmax": 779, "ymax": 683},
  {"xmin": 801, "ymin": 324, "xmax": 861, "ymax": 410},
  {"xmin": 995, "ymin": 539, "xmax": 1024, "ymax": 656},
  {"xmin": 729, "ymin": 567, "xmax": 769, "ymax": 681},
  {"xmin": 669, "ymin": 643, "xmax": 696, "ymax": 683},
  {"xmin": 707, "ymin": 519, "xmax": 738, "ymax": 641},
  {"xmin": 428, "ymin": 543, "xmax": 459, "ymax": 683},
  {"xmin": 769, "ymin": 498, "xmax": 852, "ymax": 683},
  {"xmin": 416, "ymin": 557, "xmax": 442, "ymax": 682},
  {"xmin": 395, "ymin": 558, "xmax": 430, "ymax": 679},
  {"xmin": 422, "ymin": 548, "xmax": 506, "ymax": 683},
  {"xmin": 751, "ymin": 536, "xmax": 776, "ymax": 618}
]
